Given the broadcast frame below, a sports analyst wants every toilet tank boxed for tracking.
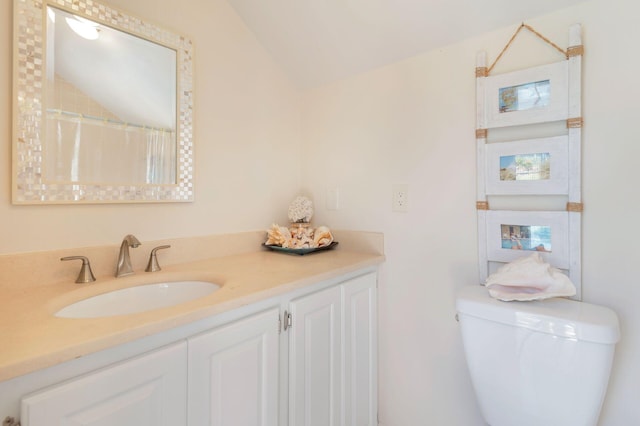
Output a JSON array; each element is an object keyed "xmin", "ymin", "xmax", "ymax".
[{"xmin": 456, "ymin": 285, "xmax": 620, "ymax": 426}]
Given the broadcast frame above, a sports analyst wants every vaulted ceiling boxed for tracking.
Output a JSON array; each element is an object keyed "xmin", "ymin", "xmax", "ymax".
[{"xmin": 226, "ymin": 0, "xmax": 589, "ymax": 88}]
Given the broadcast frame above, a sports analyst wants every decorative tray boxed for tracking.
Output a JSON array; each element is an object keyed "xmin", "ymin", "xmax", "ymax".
[{"xmin": 262, "ymin": 241, "xmax": 339, "ymax": 256}]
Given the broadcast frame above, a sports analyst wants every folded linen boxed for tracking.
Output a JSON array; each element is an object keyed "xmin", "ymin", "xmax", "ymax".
[{"xmin": 485, "ymin": 253, "xmax": 576, "ymax": 301}]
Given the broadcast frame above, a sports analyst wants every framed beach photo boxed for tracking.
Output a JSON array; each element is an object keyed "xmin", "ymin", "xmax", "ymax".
[
  {"xmin": 484, "ymin": 61, "xmax": 569, "ymax": 128},
  {"xmin": 485, "ymin": 135, "xmax": 569, "ymax": 195},
  {"xmin": 485, "ymin": 210, "xmax": 569, "ymax": 269}
]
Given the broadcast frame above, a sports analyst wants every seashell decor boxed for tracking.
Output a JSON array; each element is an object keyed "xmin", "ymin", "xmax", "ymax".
[
  {"xmin": 266, "ymin": 223, "xmax": 334, "ymax": 249},
  {"xmin": 288, "ymin": 196, "xmax": 314, "ymax": 223}
]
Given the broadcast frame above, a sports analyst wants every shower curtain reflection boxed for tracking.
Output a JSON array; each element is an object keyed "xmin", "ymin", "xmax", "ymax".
[
  {"xmin": 146, "ymin": 129, "xmax": 176, "ymax": 185},
  {"xmin": 44, "ymin": 111, "xmax": 177, "ymax": 185}
]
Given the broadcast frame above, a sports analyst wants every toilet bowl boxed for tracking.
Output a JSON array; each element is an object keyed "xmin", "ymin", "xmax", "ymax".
[{"xmin": 456, "ymin": 285, "xmax": 619, "ymax": 426}]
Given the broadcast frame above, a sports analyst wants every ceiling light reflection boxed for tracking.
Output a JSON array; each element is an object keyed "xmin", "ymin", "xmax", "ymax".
[{"xmin": 65, "ymin": 16, "xmax": 100, "ymax": 40}]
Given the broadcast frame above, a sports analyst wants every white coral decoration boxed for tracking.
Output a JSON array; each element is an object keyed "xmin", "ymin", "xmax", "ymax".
[{"xmin": 288, "ymin": 196, "xmax": 313, "ymax": 223}]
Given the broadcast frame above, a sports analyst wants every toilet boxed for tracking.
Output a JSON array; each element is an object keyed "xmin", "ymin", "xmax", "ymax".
[{"xmin": 456, "ymin": 285, "xmax": 620, "ymax": 426}]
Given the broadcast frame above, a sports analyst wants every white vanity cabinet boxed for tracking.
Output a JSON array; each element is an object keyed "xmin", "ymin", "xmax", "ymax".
[
  {"xmin": 288, "ymin": 272, "xmax": 378, "ymax": 426},
  {"xmin": 20, "ymin": 341, "xmax": 187, "ymax": 426},
  {"xmin": 342, "ymin": 272, "xmax": 378, "ymax": 426},
  {"xmin": 15, "ymin": 270, "xmax": 378, "ymax": 426},
  {"xmin": 288, "ymin": 284, "xmax": 343, "ymax": 426},
  {"xmin": 188, "ymin": 308, "xmax": 280, "ymax": 426},
  {"xmin": 186, "ymin": 271, "xmax": 377, "ymax": 426}
]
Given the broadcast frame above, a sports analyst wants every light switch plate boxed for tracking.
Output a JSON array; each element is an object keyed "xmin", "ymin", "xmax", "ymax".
[{"xmin": 326, "ymin": 187, "xmax": 340, "ymax": 210}]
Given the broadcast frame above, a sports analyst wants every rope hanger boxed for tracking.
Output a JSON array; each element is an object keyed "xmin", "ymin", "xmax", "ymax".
[{"xmin": 486, "ymin": 23, "xmax": 569, "ymax": 76}]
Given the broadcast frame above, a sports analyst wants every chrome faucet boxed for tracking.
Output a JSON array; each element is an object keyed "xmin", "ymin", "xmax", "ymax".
[{"xmin": 116, "ymin": 234, "xmax": 141, "ymax": 277}]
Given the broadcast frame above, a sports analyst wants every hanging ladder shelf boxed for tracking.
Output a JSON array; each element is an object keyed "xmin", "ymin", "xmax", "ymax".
[{"xmin": 476, "ymin": 23, "xmax": 583, "ymax": 299}]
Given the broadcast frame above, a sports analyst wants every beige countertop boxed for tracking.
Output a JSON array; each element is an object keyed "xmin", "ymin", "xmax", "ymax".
[{"xmin": 0, "ymin": 246, "xmax": 384, "ymax": 382}]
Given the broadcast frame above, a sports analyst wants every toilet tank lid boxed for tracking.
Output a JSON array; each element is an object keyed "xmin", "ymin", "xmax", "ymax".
[{"xmin": 456, "ymin": 286, "xmax": 620, "ymax": 344}]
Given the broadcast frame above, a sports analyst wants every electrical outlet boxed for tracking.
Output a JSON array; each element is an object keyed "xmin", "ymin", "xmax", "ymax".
[{"xmin": 392, "ymin": 184, "xmax": 409, "ymax": 212}]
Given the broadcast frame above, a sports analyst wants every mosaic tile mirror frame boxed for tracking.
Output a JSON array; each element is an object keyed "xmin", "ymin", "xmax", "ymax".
[{"xmin": 13, "ymin": 0, "xmax": 194, "ymax": 203}]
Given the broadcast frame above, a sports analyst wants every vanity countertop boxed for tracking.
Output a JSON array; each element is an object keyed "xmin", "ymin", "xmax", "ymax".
[{"xmin": 0, "ymin": 247, "xmax": 384, "ymax": 382}]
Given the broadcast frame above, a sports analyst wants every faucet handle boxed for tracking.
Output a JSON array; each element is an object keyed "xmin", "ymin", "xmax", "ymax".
[
  {"xmin": 61, "ymin": 256, "xmax": 96, "ymax": 283},
  {"xmin": 145, "ymin": 245, "xmax": 171, "ymax": 272}
]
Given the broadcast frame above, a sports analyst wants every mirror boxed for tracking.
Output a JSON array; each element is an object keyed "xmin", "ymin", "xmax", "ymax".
[{"xmin": 13, "ymin": 0, "xmax": 194, "ymax": 203}]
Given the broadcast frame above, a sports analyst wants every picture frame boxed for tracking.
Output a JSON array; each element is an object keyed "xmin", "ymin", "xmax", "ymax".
[
  {"xmin": 476, "ymin": 24, "xmax": 583, "ymax": 298},
  {"xmin": 485, "ymin": 135, "xmax": 569, "ymax": 195},
  {"xmin": 485, "ymin": 210, "xmax": 569, "ymax": 269},
  {"xmin": 483, "ymin": 61, "xmax": 569, "ymax": 128}
]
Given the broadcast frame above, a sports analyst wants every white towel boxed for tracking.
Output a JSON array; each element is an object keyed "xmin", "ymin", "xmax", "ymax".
[{"xmin": 485, "ymin": 253, "xmax": 576, "ymax": 301}]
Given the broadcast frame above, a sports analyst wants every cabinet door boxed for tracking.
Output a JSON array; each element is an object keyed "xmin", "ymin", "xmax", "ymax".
[
  {"xmin": 188, "ymin": 308, "xmax": 280, "ymax": 426},
  {"xmin": 289, "ymin": 285, "xmax": 342, "ymax": 426},
  {"xmin": 343, "ymin": 273, "xmax": 378, "ymax": 426},
  {"xmin": 21, "ymin": 341, "xmax": 187, "ymax": 426}
]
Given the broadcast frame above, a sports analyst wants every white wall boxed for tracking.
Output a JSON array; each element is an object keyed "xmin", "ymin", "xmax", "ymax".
[
  {"xmin": 301, "ymin": 0, "xmax": 640, "ymax": 424},
  {"xmin": 0, "ymin": 0, "xmax": 301, "ymax": 254}
]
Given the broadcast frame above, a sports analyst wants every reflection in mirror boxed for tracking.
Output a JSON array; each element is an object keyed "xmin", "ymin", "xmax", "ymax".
[
  {"xmin": 499, "ymin": 152, "xmax": 551, "ymax": 181},
  {"xmin": 501, "ymin": 224, "xmax": 551, "ymax": 252},
  {"xmin": 45, "ymin": 6, "xmax": 177, "ymax": 185},
  {"xmin": 499, "ymin": 80, "xmax": 550, "ymax": 113},
  {"xmin": 13, "ymin": 0, "xmax": 193, "ymax": 203}
]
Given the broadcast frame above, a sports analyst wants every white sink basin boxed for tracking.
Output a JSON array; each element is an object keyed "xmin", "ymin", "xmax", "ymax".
[{"xmin": 55, "ymin": 281, "xmax": 220, "ymax": 318}]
